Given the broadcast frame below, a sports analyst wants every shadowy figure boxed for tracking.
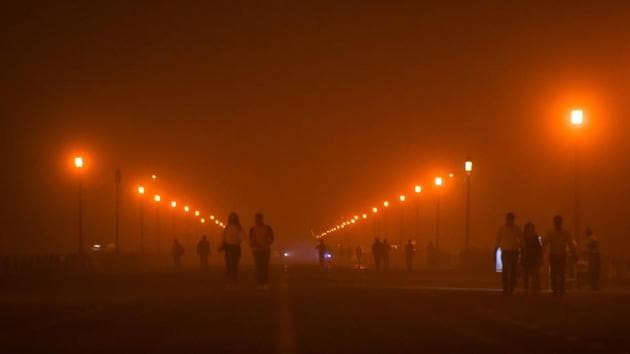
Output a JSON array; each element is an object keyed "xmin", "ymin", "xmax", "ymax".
[
  {"xmin": 521, "ymin": 222, "xmax": 542, "ymax": 294},
  {"xmin": 372, "ymin": 238, "xmax": 383, "ymax": 271},
  {"xmin": 316, "ymin": 239, "xmax": 328, "ymax": 270},
  {"xmin": 495, "ymin": 212, "xmax": 522, "ymax": 295},
  {"xmin": 405, "ymin": 240, "xmax": 415, "ymax": 271},
  {"xmin": 249, "ymin": 212, "xmax": 275, "ymax": 289},
  {"xmin": 585, "ymin": 226, "xmax": 601, "ymax": 291},
  {"xmin": 220, "ymin": 212, "xmax": 245, "ymax": 284},
  {"xmin": 172, "ymin": 239, "xmax": 185, "ymax": 271},
  {"xmin": 196, "ymin": 235, "xmax": 210, "ymax": 272},
  {"xmin": 544, "ymin": 215, "xmax": 577, "ymax": 296},
  {"xmin": 382, "ymin": 239, "xmax": 391, "ymax": 271}
]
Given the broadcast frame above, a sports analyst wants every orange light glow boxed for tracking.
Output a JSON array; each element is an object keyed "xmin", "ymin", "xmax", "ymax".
[
  {"xmin": 362, "ymin": 213, "xmax": 367, "ymax": 219},
  {"xmin": 151, "ymin": 174, "xmax": 158, "ymax": 181},
  {"xmin": 201, "ymin": 218, "xmax": 205, "ymax": 223},
  {"xmin": 448, "ymin": 173, "xmax": 454, "ymax": 178},
  {"xmin": 154, "ymin": 194, "xmax": 161, "ymax": 202},
  {"xmin": 73, "ymin": 156, "xmax": 84, "ymax": 169},
  {"xmin": 170, "ymin": 201, "xmax": 177, "ymax": 208},
  {"xmin": 399, "ymin": 195, "xmax": 406, "ymax": 202},
  {"xmin": 435, "ymin": 177, "xmax": 443, "ymax": 186},
  {"xmin": 351, "ymin": 219, "xmax": 356, "ymax": 224},
  {"xmin": 372, "ymin": 207, "xmax": 378, "ymax": 213},
  {"xmin": 210, "ymin": 215, "xmax": 215, "ymax": 220},
  {"xmin": 194, "ymin": 210, "xmax": 200, "ymax": 217},
  {"xmin": 354, "ymin": 215, "xmax": 359, "ymax": 220},
  {"xmin": 184, "ymin": 205, "xmax": 190, "ymax": 212},
  {"xmin": 571, "ymin": 109, "xmax": 584, "ymax": 126},
  {"xmin": 137, "ymin": 186, "xmax": 145, "ymax": 195},
  {"xmin": 414, "ymin": 185, "xmax": 422, "ymax": 193},
  {"xmin": 465, "ymin": 159, "xmax": 473, "ymax": 174},
  {"xmin": 384, "ymin": 201, "xmax": 389, "ymax": 208}
]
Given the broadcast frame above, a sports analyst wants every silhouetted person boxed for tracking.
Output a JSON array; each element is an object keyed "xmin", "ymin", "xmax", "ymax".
[
  {"xmin": 172, "ymin": 239, "xmax": 185, "ymax": 271},
  {"xmin": 316, "ymin": 239, "xmax": 328, "ymax": 270},
  {"xmin": 372, "ymin": 238, "xmax": 383, "ymax": 271},
  {"xmin": 585, "ymin": 227, "xmax": 601, "ymax": 291},
  {"xmin": 495, "ymin": 212, "xmax": 522, "ymax": 295},
  {"xmin": 521, "ymin": 222, "xmax": 542, "ymax": 294},
  {"xmin": 249, "ymin": 213, "xmax": 275, "ymax": 289},
  {"xmin": 196, "ymin": 235, "xmax": 210, "ymax": 271},
  {"xmin": 405, "ymin": 240, "xmax": 415, "ymax": 271},
  {"xmin": 544, "ymin": 215, "xmax": 577, "ymax": 296},
  {"xmin": 355, "ymin": 245, "xmax": 364, "ymax": 267},
  {"xmin": 220, "ymin": 212, "xmax": 245, "ymax": 284},
  {"xmin": 382, "ymin": 239, "xmax": 391, "ymax": 270}
]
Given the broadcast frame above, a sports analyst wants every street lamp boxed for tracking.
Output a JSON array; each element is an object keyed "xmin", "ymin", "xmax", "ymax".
[
  {"xmin": 570, "ymin": 108, "xmax": 584, "ymax": 239},
  {"xmin": 399, "ymin": 195, "xmax": 406, "ymax": 247},
  {"xmin": 383, "ymin": 201, "xmax": 390, "ymax": 238},
  {"xmin": 464, "ymin": 158, "xmax": 473, "ymax": 251},
  {"xmin": 137, "ymin": 185, "xmax": 145, "ymax": 254},
  {"xmin": 154, "ymin": 194, "xmax": 161, "ymax": 254},
  {"xmin": 434, "ymin": 177, "xmax": 443, "ymax": 249},
  {"xmin": 414, "ymin": 185, "xmax": 422, "ymax": 239},
  {"xmin": 73, "ymin": 156, "xmax": 85, "ymax": 255}
]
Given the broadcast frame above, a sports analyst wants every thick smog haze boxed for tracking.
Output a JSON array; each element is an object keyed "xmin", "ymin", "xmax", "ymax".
[{"xmin": 3, "ymin": 1, "xmax": 630, "ymax": 255}]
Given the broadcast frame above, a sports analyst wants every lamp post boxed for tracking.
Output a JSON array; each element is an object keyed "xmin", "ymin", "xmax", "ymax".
[
  {"xmin": 154, "ymin": 194, "xmax": 161, "ymax": 254},
  {"xmin": 383, "ymin": 201, "xmax": 390, "ymax": 239},
  {"xmin": 464, "ymin": 159, "xmax": 473, "ymax": 251},
  {"xmin": 399, "ymin": 195, "xmax": 406, "ymax": 247},
  {"xmin": 434, "ymin": 177, "xmax": 443, "ymax": 249},
  {"xmin": 73, "ymin": 156, "xmax": 85, "ymax": 255},
  {"xmin": 570, "ymin": 109, "xmax": 584, "ymax": 239},
  {"xmin": 414, "ymin": 185, "xmax": 422, "ymax": 239},
  {"xmin": 137, "ymin": 186, "xmax": 145, "ymax": 254},
  {"xmin": 372, "ymin": 207, "xmax": 379, "ymax": 237},
  {"xmin": 115, "ymin": 169, "xmax": 121, "ymax": 255}
]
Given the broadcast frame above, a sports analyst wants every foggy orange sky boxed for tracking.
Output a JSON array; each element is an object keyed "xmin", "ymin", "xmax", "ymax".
[{"xmin": 2, "ymin": 1, "xmax": 630, "ymax": 255}]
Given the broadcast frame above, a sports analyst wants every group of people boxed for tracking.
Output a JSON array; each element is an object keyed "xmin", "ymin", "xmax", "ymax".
[
  {"xmin": 496, "ymin": 212, "xmax": 601, "ymax": 296},
  {"xmin": 371, "ymin": 238, "xmax": 392, "ymax": 271},
  {"xmin": 171, "ymin": 212, "xmax": 275, "ymax": 289}
]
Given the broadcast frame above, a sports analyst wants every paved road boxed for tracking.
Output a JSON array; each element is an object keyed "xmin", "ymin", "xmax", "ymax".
[{"xmin": 1, "ymin": 267, "xmax": 629, "ymax": 353}]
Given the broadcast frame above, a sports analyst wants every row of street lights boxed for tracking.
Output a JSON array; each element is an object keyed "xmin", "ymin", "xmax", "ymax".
[
  {"xmin": 315, "ymin": 158, "xmax": 474, "ymax": 251},
  {"xmin": 316, "ymin": 108, "xmax": 588, "ymax": 250},
  {"xmin": 71, "ymin": 157, "xmax": 225, "ymax": 255}
]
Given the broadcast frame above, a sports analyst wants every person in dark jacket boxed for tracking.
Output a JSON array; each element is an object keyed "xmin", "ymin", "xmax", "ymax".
[
  {"xmin": 249, "ymin": 213, "xmax": 275, "ymax": 289},
  {"xmin": 521, "ymin": 222, "xmax": 542, "ymax": 294}
]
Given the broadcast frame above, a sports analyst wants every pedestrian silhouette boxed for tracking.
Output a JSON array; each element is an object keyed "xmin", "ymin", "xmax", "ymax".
[
  {"xmin": 196, "ymin": 235, "xmax": 210, "ymax": 272},
  {"xmin": 544, "ymin": 215, "xmax": 577, "ymax": 296},
  {"xmin": 220, "ymin": 212, "xmax": 245, "ymax": 285},
  {"xmin": 382, "ymin": 238, "xmax": 391, "ymax": 271},
  {"xmin": 495, "ymin": 212, "xmax": 522, "ymax": 295},
  {"xmin": 249, "ymin": 212, "xmax": 274, "ymax": 289}
]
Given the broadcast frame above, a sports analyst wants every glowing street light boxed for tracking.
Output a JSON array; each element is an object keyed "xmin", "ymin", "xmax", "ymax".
[
  {"xmin": 570, "ymin": 108, "xmax": 585, "ymax": 238},
  {"xmin": 170, "ymin": 201, "xmax": 177, "ymax": 208},
  {"xmin": 383, "ymin": 201, "xmax": 389, "ymax": 208},
  {"xmin": 151, "ymin": 174, "xmax": 158, "ymax": 181},
  {"xmin": 200, "ymin": 218, "xmax": 206, "ymax": 224},
  {"xmin": 194, "ymin": 210, "xmax": 200, "ymax": 217},
  {"xmin": 184, "ymin": 205, "xmax": 190, "ymax": 213},
  {"xmin": 210, "ymin": 215, "xmax": 215, "ymax": 220},
  {"xmin": 414, "ymin": 185, "xmax": 422, "ymax": 238},
  {"xmin": 372, "ymin": 207, "xmax": 378, "ymax": 213},
  {"xmin": 399, "ymin": 195, "xmax": 406, "ymax": 202},
  {"xmin": 154, "ymin": 194, "xmax": 161, "ymax": 254},
  {"xmin": 73, "ymin": 155, "xmax": 85, "ymax": 255},
  {"xmin": 362, "ymin": 213, "xmax": 367, "ymax": 219},
  {"xmin": 464, "ymin": 158, "xmax": 473, "ymax": 251},
  {"xmin": 571, "ymin": 109, "xmax": 584, "ymax": 126},
  {"xmin": 435, "ymin": 176, "xmax": 443, "ymax": 249},
  {"xmin": 137, "ymin": 185, "xmax": 145, "ymax": 254}
]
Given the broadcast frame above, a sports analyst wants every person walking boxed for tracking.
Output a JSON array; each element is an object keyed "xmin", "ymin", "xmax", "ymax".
[
  {"xmin": 249, "ymin": 213, "xmax": 274, "ymax": 289},
  {"xmin": 355, "ymin": 245, "xmax": 364, "ymax": 268},
  {"xmin": 495, "ymin": 212, "xmax": 522, "ymax": 295},
  {"xmin": 585, "ymin": 226, "xmax": 601, "ymax": 291},
  {"xmin": 220, "ymin": 212, "xmax": 245, "ymax": 285},
  {"xmin": 171, "ymin": 239, "xmax": 185, "ymax": 271},
  {"xmin": 196, "ymin": 235, "xmax": 210, "ymax": 272},
  {"xmin": 521, "ymin": 222, "xmax": 542, "ymax": 294},
  {"xmin": 405, "ymin": 240, "xmax": 415, "ymax": 271},
  {"xmin": 544, "ymin": 215, "xmax": 577, "ymax": 296}
]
